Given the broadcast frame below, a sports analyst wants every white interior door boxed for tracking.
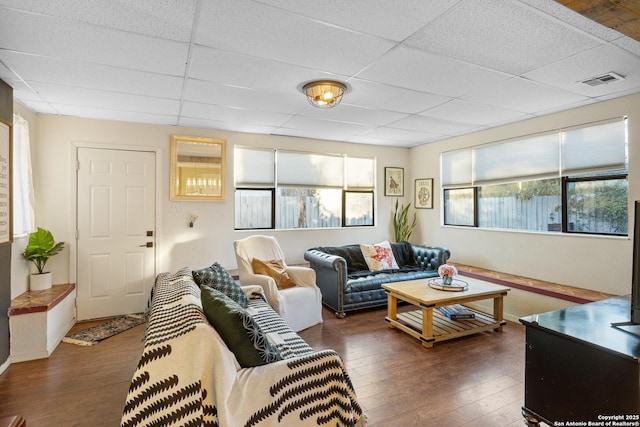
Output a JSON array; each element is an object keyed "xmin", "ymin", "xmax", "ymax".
[{"xmin": 76, "ymin": 147, "xmax": 156, "ymax": 320}]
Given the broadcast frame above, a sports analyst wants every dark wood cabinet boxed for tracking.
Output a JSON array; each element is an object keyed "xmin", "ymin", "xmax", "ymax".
[{"xmin": 520, "ymin": 295, "xmax": 640, "ymax": 426}]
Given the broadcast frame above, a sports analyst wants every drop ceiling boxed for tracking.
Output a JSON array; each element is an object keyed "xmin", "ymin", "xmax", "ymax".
[{"xmin": 1, "ymin": 0, "xmax": 639, "ymax": 148}]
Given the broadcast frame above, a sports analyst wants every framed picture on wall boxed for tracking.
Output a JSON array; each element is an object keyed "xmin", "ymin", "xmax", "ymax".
[
  {"xmin": 415, "ymin": 178, "xmax": 433, "ymax": 209},
  {"xmin": 0, "ymin": 119, "xmax": 11, "ymax": 244},
  {"xmin": 384, "ymin": 167, "xmax": 404, "ymax": 196}
]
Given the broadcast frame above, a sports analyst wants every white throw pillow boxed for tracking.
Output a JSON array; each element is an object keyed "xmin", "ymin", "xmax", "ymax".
[{"xmin": 360, "ymin": 241, "xmax": 399, "ymax": 271}]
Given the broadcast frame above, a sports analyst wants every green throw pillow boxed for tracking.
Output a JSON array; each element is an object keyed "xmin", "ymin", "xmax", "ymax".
[
  {"xmin": 200, "ymin": 286, "xmax": 282, "ymax": 368},
  {"xmin": 193, "ymin": 262, "xmax": 249, "ymax": 308}
]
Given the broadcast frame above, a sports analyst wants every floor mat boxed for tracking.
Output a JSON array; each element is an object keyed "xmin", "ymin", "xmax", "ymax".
[{"xmin": 62, "ymin": 314, "xmax": 145, "ymax": 346}]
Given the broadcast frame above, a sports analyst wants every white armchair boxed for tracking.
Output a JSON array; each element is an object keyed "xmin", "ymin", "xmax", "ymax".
[{"xmin": 233, "ymin": 235, "xmax": 323, "ymax": 332}]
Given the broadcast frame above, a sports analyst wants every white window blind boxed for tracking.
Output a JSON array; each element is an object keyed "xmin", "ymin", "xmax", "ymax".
[
  {"xmin": 277, "ymin": 151, "xmax": 344, "ymax": 187},
  {"xmin": 562, "ymin": 118, "xmax": 627, "ymax": 175},
  {"xmin": 234, "ymin": 146, "xmax": 275, "ymax": 187},
  {"xmin": 441, "ymin": 149, "xmax": 472, "ymax": 188},
  {"xmin": 441, "ymin": 117, "xmax": 627, "ymax": 189},
  {"xmin": 473, "ymin": 132, "xmax": 559, "ymax": 185},
  {"xmin": 346, "ymin": 156, "xmax": 375, "ymax": 189}
]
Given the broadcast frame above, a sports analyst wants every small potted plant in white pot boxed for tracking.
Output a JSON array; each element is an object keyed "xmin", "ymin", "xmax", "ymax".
[{"xmin": 22, "ymin": 227, "xmax": 65, "ymax": 291}]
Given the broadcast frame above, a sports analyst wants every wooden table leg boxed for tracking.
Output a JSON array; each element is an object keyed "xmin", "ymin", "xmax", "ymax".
[
  {"xmin": 421, "ymin": 306, "xmax": 434, "ymax": 348},
  {"xmin": 494, "ymin": 293, "xmax": 505, "ymax": 332},
  {"xmin": 387, "ymin": 293, "xmax": 397, "ymax": 327}
]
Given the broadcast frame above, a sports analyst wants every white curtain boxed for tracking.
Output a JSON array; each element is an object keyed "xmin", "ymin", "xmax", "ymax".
[{"xmin": 12, "ymin": 114, "xmax": 35, "ymax": 236}]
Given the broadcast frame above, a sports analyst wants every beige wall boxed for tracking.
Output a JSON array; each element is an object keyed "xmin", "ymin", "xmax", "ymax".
[
  {"xmin": 408, "ymin": 93, "xmax": 640, "ymax": 296},
  {"xmin": 12, "ymin": 92, "xmax": 639, "ymax": 305},
  {"xmin": 11, "ymin": 107, "xmax": 411, "ymax": 298}
]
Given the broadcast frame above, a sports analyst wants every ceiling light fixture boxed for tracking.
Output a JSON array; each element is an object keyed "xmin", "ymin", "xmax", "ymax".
[{"xmin": 302, "ymin": 80, "xmax": 347, "ymax": 108}]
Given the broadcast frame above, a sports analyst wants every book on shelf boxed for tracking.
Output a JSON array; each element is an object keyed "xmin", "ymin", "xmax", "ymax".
[{"xmin": 437, "ymin": 304, "xmax": 475, "ymax": 320}]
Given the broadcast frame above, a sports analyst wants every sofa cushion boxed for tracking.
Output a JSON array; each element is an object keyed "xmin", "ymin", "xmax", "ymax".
[
  {"xmin": 200, "ymin": 286, "xmax": 282, "ymax": 368},
  {"xmin": 346, "ymin": 268, "xmax": 439, "ymax": 293},
  {"xmin": 252, "ymin": 258, "xmax": 297, "ymax": 290},
  {"xmin": 359, "ymin": 241, "xmax": 399, "ymax": 271},
  {"xmin": 193, "ymin": 262, "xmax": 250, "ymax": 307},
  {"xmin": 313, "ymin": 244, "xmax": 369, "ymax": 273}
]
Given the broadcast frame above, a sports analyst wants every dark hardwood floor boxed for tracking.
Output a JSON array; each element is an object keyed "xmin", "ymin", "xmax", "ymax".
[{"xmin": 0, "ymin": 306, "xmax": 534, "ymax": 426}]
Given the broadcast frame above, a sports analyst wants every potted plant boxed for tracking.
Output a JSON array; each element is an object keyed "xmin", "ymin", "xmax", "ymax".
[
  {"xmin": 392, "ymin": 199, "xmax": 417, "ymax": 242},
  {"xmin": 22, "ymin": 227, "xmax": 65, "ymax": 291}
]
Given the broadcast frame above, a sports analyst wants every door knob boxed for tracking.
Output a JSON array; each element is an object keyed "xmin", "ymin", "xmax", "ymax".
[{"xmin": 139, "ymin": 242, "xmax": 153, "ymax": 248}]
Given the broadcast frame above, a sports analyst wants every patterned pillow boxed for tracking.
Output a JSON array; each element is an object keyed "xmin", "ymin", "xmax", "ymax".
[
  {"xmin": 193, "ymin": 262, "xmax": 249, "ymax": 308},
  {"xmin": 200, "ymin": 287, "xmax": 282, "ymax": 367},
  {"xmin": 359, "ymin": 240, "xmax": 399, "ymax": 271},
  {"xmin": 251, "ymin": 258, "xmax": 297, "ymax": 290}
]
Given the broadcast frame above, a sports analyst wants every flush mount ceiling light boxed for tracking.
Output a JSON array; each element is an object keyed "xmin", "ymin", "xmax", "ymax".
[{"xmin": 302, "ymin": 80, "xmax": 347, "ymax": 108}]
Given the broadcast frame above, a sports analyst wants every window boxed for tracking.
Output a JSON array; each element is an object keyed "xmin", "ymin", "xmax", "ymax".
[
  {"xmin": 444, "ymin": 188, "xmax": 475, "ymax": 226},
  {"xmin": 234, "ymin": 147, "xmax": 375, "ymax": 230},
  {"xmin": 565, "ymin": 174, "xmax": 628, "ymax": 235},
  {"xmin": 442, "ymin": 118, "xmax": 628, "ymax": 236},
  {"xmin": 12, "ymin": 114, "xmax": 35, "ymax": 237}
]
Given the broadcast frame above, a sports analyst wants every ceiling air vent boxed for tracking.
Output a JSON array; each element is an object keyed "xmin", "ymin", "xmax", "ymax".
[{"xmin": 580, "ymin": 72, "xmax": 625, "ymax": 87}]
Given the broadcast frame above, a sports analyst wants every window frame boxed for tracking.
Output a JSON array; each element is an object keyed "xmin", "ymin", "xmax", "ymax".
[
  {"xmin": 562, "ymin": 174, "xmax": 629, "ymax": 236},
  {"xmin": 234, "ymin": 147, "xmax": 376, "ymax": 231},
  {"xmin": 342, "ymin": 190, "xmax": 375, "ymax": 227},
  {"xmin": 441, "ymin": 117, "xmax": 628, "ymax": 237}
]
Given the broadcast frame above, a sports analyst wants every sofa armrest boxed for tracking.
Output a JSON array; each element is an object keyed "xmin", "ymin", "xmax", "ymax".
[
  {"xmin": 304, "ymin": 249, "xmax": 347, "ymax": 273},
  {"xmin": 411, "ymin": 244, "xmax": 451, "ymax": 271},
  {"xmin": 286, "ymin": 265, "xmax": 316, "ymax": 288},
  {"xmin": 241, "ymin": 272, "xmax": 282, "ymax": 313},
  {"xmin": 304, "ymin": 249, "xmax": 348, "ymax": 316}
]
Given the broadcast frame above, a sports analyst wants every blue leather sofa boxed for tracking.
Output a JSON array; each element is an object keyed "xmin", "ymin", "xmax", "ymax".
[{"xmin": 304, "ymin": 242, "xmax": 451, "ymax": 317}]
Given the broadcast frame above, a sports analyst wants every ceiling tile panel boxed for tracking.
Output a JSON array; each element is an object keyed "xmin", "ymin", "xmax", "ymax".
[
  {"xmin": 13, "ymin": 99, "xmax": 59, "ymax": 115},
  {"xmin": 358, "ymin": 46, "xmax": 509, "ymax": 97},
  {"xmin": 404, "ymin": 0, "xmax": 601, "ymax": 75},
  {"xmin": 29, "ymin": 83, "xmax": 181, "ymax": 116},
  {"xmin": 463, "ymin": 77, "xmax": 589, "ymax": 114},
  {"xmin": 54, "ymin": 105, "xmax": 178, "ymax": 126},
  {"xmin": 361, "ymin": 126, "xmax": 440, "ymax": 145},
  {"xmin": 181, "ymin": 101, "xmax": 293, "ymax": 127},
  {"xmin": 523, "ymin": 44, "xmax": 640, "ymax": 97},
  {"xmin": 0, "ymin": 0, "xmax": 197, "ymax": 41},
  {"xmin": 184, "ymin": 79, "xmax": 305, "ymax": 114},
  {"xmin": 0, "ymin": 52, "xmax": 184, "ymax": 99},
  {"xmin": 195, "ymin": 0, "xmax": 395, "ymax": 75},
  {"xmin": 187, "ymin": 46, "xmax": 338, "ymax": 93},
  {"xmin": 179, "ymin": 116, "xmax": 279, "ymax": 135},
  {"xmin": 420, "ymin": 99, "xmax": 531, "ymax": 126},
  {"xmin": 277, "ymin": 116, "xmax": 374, "ymax": 135},
  {"xmin": 0, "ymin": 7, "xmax": 189, "ymax": 76},
  {"xmin": 297, "ymin": 104, "xmax": 408, "ymax": 127},
  {"xmin": 253, "ymin": 0, "xmax": 461, "ymax": 41},
  {"xmin": 614, "ymin": 36, "xmax": 640, "ymax": 56},
  {"xmin": 344, "ymin": 79, "xmax": 451, "ymax": 114}
]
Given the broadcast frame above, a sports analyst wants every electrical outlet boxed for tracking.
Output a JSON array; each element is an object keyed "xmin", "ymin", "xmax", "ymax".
[{"xmin": 169, "ymin": 204, "xmax": 179, "ymax": 213}]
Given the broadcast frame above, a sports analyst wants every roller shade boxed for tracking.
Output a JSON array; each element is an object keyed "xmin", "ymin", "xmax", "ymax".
[
  {"xmin": 562, "ymin": 118, "xmax": 627, "ymax": 175},
  {"xmin": 346, "ymin": 156, "xmax": 375, "ymax": 189},
  {"xmin": 441, "ymin": 149, "xmax": 472, "ymax": 188},
  {"xmin": 277, "ymin": 151, "xmax": 343, "ymax": 187},
  {"xmin": 474, "ymin": 132, "xmax": 559, "ymax": 185},
  {"xmin": 234, "ymin": 146, "xmax": 275, "ymax": 187}
]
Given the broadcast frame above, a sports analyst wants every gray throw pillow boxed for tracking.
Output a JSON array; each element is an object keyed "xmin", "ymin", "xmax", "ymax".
[
  {"xmin": 200, "ymin": 286, "xmax": 282, "ymax": 367},
  {"xmin": 193, "ymin": 262, "xmax": 250, "ymax": 307}
]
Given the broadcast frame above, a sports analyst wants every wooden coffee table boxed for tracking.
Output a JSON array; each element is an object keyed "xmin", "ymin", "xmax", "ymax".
[{"xmin": 382, "ymin": 278, "xmax": 510, "ymax": 348}]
